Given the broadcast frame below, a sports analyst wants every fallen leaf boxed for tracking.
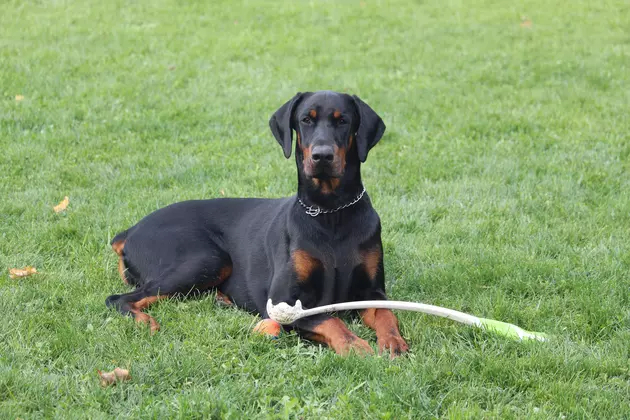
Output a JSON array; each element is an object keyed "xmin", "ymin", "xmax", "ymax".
[
  {"xmin": 15, "ymin": 95, "xmax": 25, "ymax": 101},
  {"xmin": 220, "ymin": 189, "xmax": 225, "ymax": 196},
  {"xmin": 9, "ymin": 266, "xmax": 37, "ymax": 279},
  {"xmin": 53, "ymin": 196, "xmax": 69, "ymax": 213},
  {"xmin": 520, "ymin": 18, "xmax": 532, "ymax": 28},
  {"xmin": 97, "ymin": 367, "xmax": 131, "ymax": 386},
  {"xmin": 168, "ymin": 65, "xmax": 176, "ymax": 70}
]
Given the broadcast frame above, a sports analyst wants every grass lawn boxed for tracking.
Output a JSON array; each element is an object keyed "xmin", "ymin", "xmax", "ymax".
[{"xmin": 2, "ymin": 0, "xmax": 630, "ymax": 417}]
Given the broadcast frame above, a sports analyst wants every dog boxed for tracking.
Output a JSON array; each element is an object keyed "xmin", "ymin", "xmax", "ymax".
[{"xmin": 106, "ymin": 91, "xmax": 409, "ymax": 357}]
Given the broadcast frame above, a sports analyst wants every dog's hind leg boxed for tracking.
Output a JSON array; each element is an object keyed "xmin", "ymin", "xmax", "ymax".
[
  {"xmin": 105, "ymin": 288, "xmax": 167, "ymax": 333},
  {"xmin": 106, "ymin": 252, "xmax": 232, "ymax": 333},
  {"xmin": 111, "ymin": 238, "xmax": 129, "ymax": 285}
]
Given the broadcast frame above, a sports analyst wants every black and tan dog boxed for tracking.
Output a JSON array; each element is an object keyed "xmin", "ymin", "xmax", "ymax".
[{"xmin": 106, "ymin": 91, "xmax": 408, "ymax": 357}]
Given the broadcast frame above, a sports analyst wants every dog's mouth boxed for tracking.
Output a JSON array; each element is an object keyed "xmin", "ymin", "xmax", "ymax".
[
  {"xmin": 312, "ymin": 175, "xmax": 340, "ymax": 182},
  {"xmin": 306, "ymin": 164, "xmax": 342, "ymax": 180},
  {"xmin": 311, "ymin": 168, "xmax": 337, "ymax": 179}
]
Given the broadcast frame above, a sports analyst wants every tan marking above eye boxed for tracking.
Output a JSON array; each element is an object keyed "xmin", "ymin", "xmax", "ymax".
[
  {"xmin": 333, "ymin": 110, "xmax": 342, "ymax": 119},
  {"xmin": 309, "ymin": 109, "xmax": 317, "ymax": 118}
]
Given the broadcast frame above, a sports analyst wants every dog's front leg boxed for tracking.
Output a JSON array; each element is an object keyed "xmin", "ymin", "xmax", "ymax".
[
  {"xmin": 266, "ymin": 251, "xmax": 373, "ymax": 356},
  {"xmin": 360, "ymin": 308, "xmax": 408, "ymax": 358},
  {"xmin": 293, "ymin": 314, "xmax": 373, "ymax": 356},
  {"xmin": 357, "ymin": 241, "xmax": 409, "ymax": 358}
]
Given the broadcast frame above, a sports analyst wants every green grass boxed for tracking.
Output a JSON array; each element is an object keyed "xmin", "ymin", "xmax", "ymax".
[{"xmin": 1, "ymin": 0, "xmax": 630, "ymax": 417}]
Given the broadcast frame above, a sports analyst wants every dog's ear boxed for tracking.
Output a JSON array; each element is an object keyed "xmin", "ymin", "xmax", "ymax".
[
  {"xmin": 352, "ymin": 95, "xmax": 386, "ymax": 162},
  {"xmin": 269, "ymin": 92, "xmax": 305, "ymax": 159}
]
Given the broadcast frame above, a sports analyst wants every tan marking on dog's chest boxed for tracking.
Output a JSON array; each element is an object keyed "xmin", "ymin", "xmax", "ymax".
[{"xmin": 292, "ymin": 250, "xmax": 323, "ymax": 283}]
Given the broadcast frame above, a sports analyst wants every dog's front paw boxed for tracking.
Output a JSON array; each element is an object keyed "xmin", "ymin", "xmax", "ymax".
[
  {"xmin": 331, "ymin": 335, "xmax": 374, "ymax": 356},
  {"xmin": 377, "ymin": 334, "xmax": 409, "ymax": 359},
  {"xmin": 253, "ymin": 319, "xmax": 282, "ymax": 338}
]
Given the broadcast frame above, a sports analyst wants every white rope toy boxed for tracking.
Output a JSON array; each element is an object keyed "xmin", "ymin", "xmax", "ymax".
[{"xmin": 266, "ymin": 299, "xmax": 547, "ymax": 342}]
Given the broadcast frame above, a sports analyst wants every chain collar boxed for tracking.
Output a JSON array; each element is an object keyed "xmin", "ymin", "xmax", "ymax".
[{"xmin": 297, "ymin": 187, "xmax": 366, "ymax": 217}]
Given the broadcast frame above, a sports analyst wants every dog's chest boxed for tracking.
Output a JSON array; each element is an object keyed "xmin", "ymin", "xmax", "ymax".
[{"xmin": 329, "ymin": 242, "xmax": 363, "ymax": 272}]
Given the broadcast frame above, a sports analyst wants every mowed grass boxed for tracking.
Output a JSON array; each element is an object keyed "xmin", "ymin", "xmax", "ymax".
[{"xmin": 1, "ymin": 0, "xmax": 630, "ymax": 417}]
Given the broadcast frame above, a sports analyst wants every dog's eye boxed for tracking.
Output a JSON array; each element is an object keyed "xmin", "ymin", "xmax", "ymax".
[
  {"xmin": 301, "ymin": 116, "xmax": 312, "ymax": 125},
  {"xmin": 338, "ymin": 117, "xmax": 346, "ymax": 124}
]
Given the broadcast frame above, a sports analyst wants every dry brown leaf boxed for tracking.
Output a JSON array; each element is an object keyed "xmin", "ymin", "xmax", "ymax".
[
  {"xmin": 97, "ymin": 367, "xmax": 131, "ymax": 386},
  {"xmin": 520, "ymin": 18, "xmax": 532, "ymax": 28},
  {"xmin": 53, "ymin": 196, "xmax": 69, "ymax": 213},
  {"xmin": 15, "ymin": 95, "xmax": 25, "ymax": 101},
  {"xmin": 9, "ymin": 266, "xmax": 38, "ymax": 279}
]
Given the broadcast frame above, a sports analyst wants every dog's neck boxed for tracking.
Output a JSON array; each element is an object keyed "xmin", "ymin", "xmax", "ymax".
[{"xmin": 296, "ymin": 164, "xmax": 365, "ymax": 212}]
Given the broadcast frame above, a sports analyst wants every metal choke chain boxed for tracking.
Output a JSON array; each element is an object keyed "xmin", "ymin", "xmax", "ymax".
[{"xmin": 297, "ymin": 187, "xmax": 366, "ymax": 217}]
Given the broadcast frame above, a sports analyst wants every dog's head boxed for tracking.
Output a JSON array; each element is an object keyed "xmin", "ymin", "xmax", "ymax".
[{"xmin": 269, "ymin": 91, "xmax": 385, "ymax": 193}]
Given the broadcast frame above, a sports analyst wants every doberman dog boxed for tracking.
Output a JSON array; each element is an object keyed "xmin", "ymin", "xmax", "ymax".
[{"xmin": 106, "ymin": 91, "xmax": 409, "ymax": 357}]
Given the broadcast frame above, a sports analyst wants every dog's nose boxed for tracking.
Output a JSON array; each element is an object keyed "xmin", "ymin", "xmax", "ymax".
[{"xmin": 311, "ymin": 145, "xmax": 334, "ymax": 162}]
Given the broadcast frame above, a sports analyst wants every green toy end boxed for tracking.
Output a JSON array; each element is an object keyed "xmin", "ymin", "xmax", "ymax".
[{"xmin": 478, "ymin": 318, "xmax": 548, "ymax": 342}]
